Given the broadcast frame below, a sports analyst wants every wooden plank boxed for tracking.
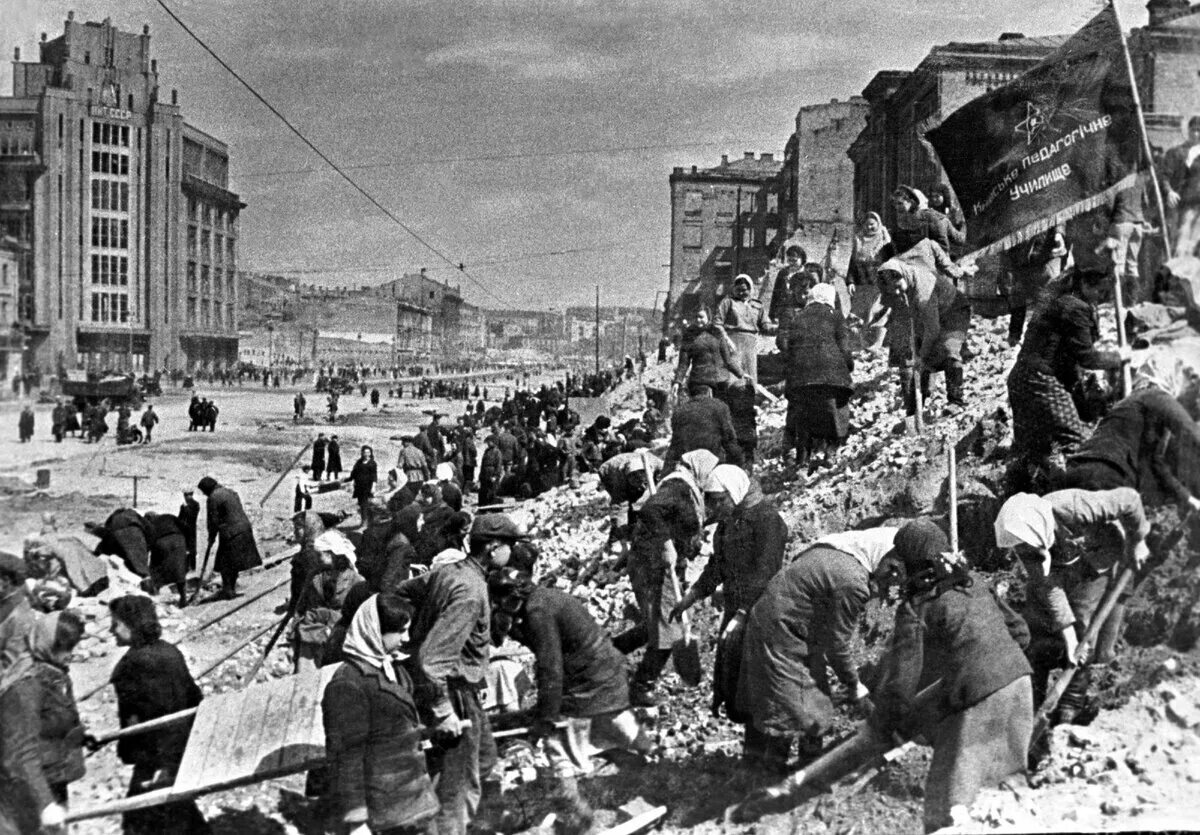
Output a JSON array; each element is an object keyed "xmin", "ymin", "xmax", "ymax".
[
  {"xmin": 273, "ymin": 666, "xmax": 328, "ymax": 774},
  {"xmin": 175, "ymin": 682, "xmax": 261, "ymax": 792},
  {"xmin": 216, "ymin": 670, "xmax": 281, "ymax": 785},
  {"xmin": 173, "ymin": 688, "xmax": 229, "ymax": 792},
  {"xmin": 249, "ymin": 667, "xmax": 305, "ymax": 776}
]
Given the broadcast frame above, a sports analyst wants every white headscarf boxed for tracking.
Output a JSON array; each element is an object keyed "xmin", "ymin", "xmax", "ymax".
[
  {"xmin": 315, "ymin": 529, "xmax": 357, "ymax": 570},
  {"xmin": 807, "ymin": 282, "xmax": 837, "ymax": 308},
  {"xmin": 660, "ymin": 449, "xmax": 720, "ymax": 524},
  {"xmin": 708, "ymin": 464, "xmax": 750, "ymax": 505},
  {"xmin": 814, "ymin": 526, "xmax": 900, "ymax": 573},
  {"xmin": 994, "ymin": 493, "xmax": 1056, "ymax": 573},
  {"xmin": 436, "ymin": 462, "xmax": 457, "ymax": 483},
  {"xmin": 342, "ymin": 594, "xmax": 405, "ymax": 684},
  {"xmin": 1132, "ymin": 347, "xmax": 1193, "ymax": 400}
]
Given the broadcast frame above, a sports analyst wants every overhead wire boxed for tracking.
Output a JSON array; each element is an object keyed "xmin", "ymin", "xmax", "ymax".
[{"xmin": 149, "ymin": 0, "xmax": 517, "ymax": 309}]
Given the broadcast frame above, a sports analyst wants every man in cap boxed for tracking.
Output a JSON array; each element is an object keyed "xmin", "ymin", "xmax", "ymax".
[
  {"xmin": 396, "ymin": 513, "xmax": 527, "ymax": 835},
  {"xmin": 994, "ymin": 488, "xmax": 1150, "ymax": 725}
]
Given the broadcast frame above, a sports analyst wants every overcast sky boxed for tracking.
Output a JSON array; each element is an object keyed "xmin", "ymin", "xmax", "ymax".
[{"xmin": 4, "ymin": 0, "xmax": 1151, "ymax": 311}]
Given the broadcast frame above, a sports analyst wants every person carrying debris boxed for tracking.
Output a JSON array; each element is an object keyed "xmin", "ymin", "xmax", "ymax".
[
  {"xmin": 489, "ymin": 567, "xmax": 651, "ymax": 832},
  {"xmin": 1006, "ymin": 267, "xmax": 1128, "ymax": 478},
  {"xmin": 293, "ymin": 530, "xmax": 363, "ymax": 673},
  {"xmin": 198, "ymin": 476, "xmax": 263, "ymax": 599},
  {"xmin": 395, "ymin": 513, "xmax": 528, "ymax": 835},
  {"xmin": 877, "ymin": 239, "xmax": 973, "ymax": 417},
  {"xmin": 994, "ymin": 487, "xmax": 1150, "ymax": 726},
  {"xmin": 321, "ymin": 593, "xmax": 439, "ymax": 835},
  {"xmin": 870, "ymin": 519, "xmax": 1033, "ymax": 833},
  {"xmin": 108, "ymin": 594, "xmax": 208, "ymax": 835},
  {"xmin": 613, "ymin": 449, "xmax": 718, "ymax": 707},
  {"xmin": 734, "ymin": 526, "xmax": 899, "ymax": 774},
  {"xmin": 779, "ymin": 282, "xmax": 855, "ymax": 473},
  {"xmin": 670, "ymin": 465, "xmax": 785, "ymax": 732},
  {"xmin": 1057, "ymin": 347, "xmax": 1200, "ymax": 511}
]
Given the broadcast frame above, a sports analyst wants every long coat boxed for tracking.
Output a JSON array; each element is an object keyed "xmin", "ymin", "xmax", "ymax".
[
  {"xmin": 321, "ymin": 659, "xmax": 439, "ymax": 831},
  {"xmin": 111, "ymin": 639, "xmax": 203, "ymax": 769},
  {"xmin": 96, "ymin": 508, "xmax": 151, "ymax": 577},
  {"xmin": 510, "ymin": 587, "xmax": 629, "ymax": 721},
  {"xmin": 206, "ymin": 486, "xmax": 263, "ymax": 574},
  {"xmin": 781, "ymin": 303, "xmax": 854, "ymax": 396},
  {"xmin": 145, "ymin": 514, "xmax": 191, "ymax": 587}
]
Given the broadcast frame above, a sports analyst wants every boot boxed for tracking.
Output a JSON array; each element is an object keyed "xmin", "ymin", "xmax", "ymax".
[
  {"xmin": 945, "ymin": 363, "xmax": 966, "ymax": 407},
  {"xmin": 1053, "ymin": 664, "xmax": 1092, "ymax": 726}
]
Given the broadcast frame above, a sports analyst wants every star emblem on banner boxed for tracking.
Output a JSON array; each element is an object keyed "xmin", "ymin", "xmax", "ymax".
[{"xmin": 1015, "ymin": 102, "xmax": 1047, "ymax": 145}]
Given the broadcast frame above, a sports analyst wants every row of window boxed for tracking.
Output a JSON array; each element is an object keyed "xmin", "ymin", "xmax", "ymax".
[
  {"xmin": 92, "ymin": 122, "xmax": 131, "ymax": 149},
  {"xmin": 682, "ymin": 190, "xmax": 780, "ymax": 216},
  {"xmin": 91, "ymin": 254, "xmax": 129, "ymax": 286},
  {"xmin": 91, "ymin": 217, "xmax": 129, "ymax": 250},
  {"xmin": 186, "ymin": 298, "xmax": 234, "ymax": 329},
  {"xmin": 187, "ymin": 226, "xmax": 236, "ymax": 264},
  {"xmin": 187, "ymin": 198, "xmax": 233, "ymax": 232},
  {"xmin": 90, "ymin": 291, "xmax": 129, "ymax": 324},
  {"xmin": 186, "ymin": 262, "xmax": 235, "ymax": 297},
  {"xmin": 91, "ymin": 179, "xmax": 130, "ymax": 213},
  {"xmin": 91, "ymin": 150, "xmax": 130, "ymax": 176},
  {"xmin": 680, "ymin": 224, "xmax": 778, "ymax": 249}
]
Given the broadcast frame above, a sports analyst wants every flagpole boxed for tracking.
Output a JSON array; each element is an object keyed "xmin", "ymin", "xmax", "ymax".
[
  {"xmin": 1109, "ymin": 0, "xmax": 1160, "ymax": 396},
  {"xmin": 1111, "ymin": 0, "xmax": 1173, "ymax": 259}
]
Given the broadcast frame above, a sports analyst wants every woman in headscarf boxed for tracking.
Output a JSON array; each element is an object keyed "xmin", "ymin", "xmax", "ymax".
[
  {"xmin": 321, "ymin": 593, "xmax": 439, "ymax": 835},
  {"xmin": 670, "ymin": 465, "xmax": 786, "ymax": 743},
  {"xmin": 715, "ymin": 274, "xmax": 773, "ymax": 383},
  {"xmin": 1058, "ymin": 346, "xmax": 1200, "ymax": 510},
  {"xmin": 344, "ymin": 445, "xmax": 379, "ymax": 527},
  {"xmin": 848, "ymin": 212, "xmax": 892, "ymax": 349},
  {"xmin": 290, "ymin": 510, "xmax": 326, "ymax": 614},
  {"xmin": 0, "ymin": 610, "xmax": 87, "ymax": 834},
  {"xmin": 1006, "ymin": 267, "xmax": 1127, "ymax": 475},
  {"xmin": 994, "ymin": 487, "xmax": 1149, "ymax": 726},
  {"xmin": 614, "ymin": 449, "xmax": 718, "ymax": 708},
  {"xmin": 889, "ymin": 185, "xmax": 956, "ymax": 255},
  {"xmin": 734, "ymin": 526, "xmax": 898, "ymax": 774},
  {"xmin": 673, "ymin": 306, "xmax": 748, "ymax": 400},
  {"xmin": 871, "ymin": 519, "xmax": 1032, "ymax": 833},
  {"xmin": 779, "ymin": 281, "xmax": 855, "ymax": 472},
  {"xmin": 293, "ymin": 530, "xmax": 364, "ymax": 673},
  {"xmin": 142, "ymin": 511, "xmax": 191, "ymax": 608},
  {"xmin": 876, "ymin": 240, "xmax": 972, "ymax": 416}
]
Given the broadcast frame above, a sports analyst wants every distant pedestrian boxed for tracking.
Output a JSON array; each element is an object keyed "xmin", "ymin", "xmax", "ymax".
[
  {"xmin": 139, "ymin": 404, "xmax": 158, "ymax": 443},
  {"xmin": 327, "ymin": 435, "xmax": 343, "ymax": 480},
  {"xmin": 51, "ymin": 398, "xmax": 67, "ymax": 443},
  {"xmin": 312, "ymin": 433, "xmax": 328, "ymax": 481},
  {"xmin": 294, "ymin": 391, "xmax": 307, "ymax": 422},
  {"xmin": 346, "ymin": 445, "xmax": 380, "ymax": 523},
  {"xmin": 18, "ymin": 404, "xmax": 34, "ymax": 442}
]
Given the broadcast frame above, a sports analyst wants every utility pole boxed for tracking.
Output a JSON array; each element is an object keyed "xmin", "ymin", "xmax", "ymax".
[{"xmin": 594, "ymin": 284, "xmax": 600, "ymax": 376}]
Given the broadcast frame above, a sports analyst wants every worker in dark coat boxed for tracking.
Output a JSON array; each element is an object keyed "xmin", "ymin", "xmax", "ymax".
[
  {"xmin": 321, "ymin": 593, "xmax": 439, "ymax": 835},
  {"xmin": 671, "ymin": 466, "xmax": 786, "ymax": 727},
  {"xmin": 311, "ymin": 433, "xmax": 328, "ymax": 481},
  {"xmin": 326, "ymin": 435, "xmax": 343, "ymax": 480},
  {"xmin": 0, "ymin": 610, "xmax": 87, "ymax": 835},
  {"xmin": 1058, "ymin": 348, "xmax": 1200, "ymax": 510},
  {"xmin": 478, "ymin": 435, "xmax": 503, "ymax": 507},
  {"xmin": 18, "ymin": 404, "xmax": 34, "ymax": 442},
  {"xmin": 780, "ymin": 282, "xmax": 855, "ymax": 471},
  {"xmin": 108, "ymin": 595, "xmax": 208, "ymax": 835},
  {"xmin": 293, "ymin": 531, "xmax": 363, "ymax": 673},
  {"xmin": 395, "ymin": 513, "xmax": 528, "ymax": 835},
  {"xmin": 51, "ymin": 399, "xmax": 67, "ymax": 443},
  {"xmin": 665, "ymin": 384, "xmax": 743, "ymax": 467},
  {"xmin": 356, "ymin": 499, "xmax": 414, "ymax": 594},
  {"xmin": 1007, "ymin": 268, "xmax": 1126, "ymax": 471},
  {"xmin": 735, "ymin": 526, "xmax": 899, "ymax": 773},
  {"xmin": 197, "ymin": 476, "xmax": 262, "ymax": 599},
  {"xmin": 92, "ymin": 508, "xmax": 151, "ymax": 578},
  {"xmin": 613, "ymin": 450, "xmax": 717, "ymax": 707},
  {"xmin": 871, "ymin": 520, "xmax": 1033, "ymax": 833},
  {"xmin": 143, "ymin": 512, "xmax": 191, "ymax": 608},
  {"xmin": 490, "ymin": 569, "xmax": 648, "ymax": 832},
  {"xmin": 673, "ymin": 307, "xmax": 747, "ymax": 400},
  {"xmin": 178, "ymin": 489, "xmax": 200, "ymax": 568},
  {"xmin": 344, "ymin": 445, "xmax": 379, "ymax": 525}
]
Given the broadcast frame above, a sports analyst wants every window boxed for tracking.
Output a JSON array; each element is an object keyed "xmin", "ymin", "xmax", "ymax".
[
  {"xmin": 201, "ymin": 265, "xmax": 210, "ymax": 294},
  {"xmin": 188, "ymin": 198, "xmax": 198, "ymax": 221},
  {"xmin": 187, "ymin": 262, "xmax": 197, "ymax": 292},
  {"xmin": 226, "ymin": 239, "xmax": 235, "ymax": 264},
  {"xmin": 187, "ymin": 297, "xmax": 197, "ymax": 325},
  {"xmin": 120, "ymin": 182, "xmax": 128, "ymax": 212},
  {"xmin": 684, "ymin": 190, "xmax": 702, "ymax": 216},
  {"xmin": 683, "ymin": 225, "xmax": 702, "ymax": 249},
  {"xmin": 742, "ymin": 227, "xmax": 755, "ymax": 248},
  {"xmin": 200, "ymin": 230, "xmax": 211, "ymax": 260},
  {"xmin": 187, "ymin": 226, "xmax": 197, "ymax": 256},
  {"xmin": 766, "ymin": 193, "xmax": 778, "ymax": 213}
]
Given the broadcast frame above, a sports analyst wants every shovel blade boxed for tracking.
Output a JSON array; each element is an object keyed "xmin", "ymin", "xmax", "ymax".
[{"xmin": 672, "ymin": 636, "xmax": 703, "ymax": 687}]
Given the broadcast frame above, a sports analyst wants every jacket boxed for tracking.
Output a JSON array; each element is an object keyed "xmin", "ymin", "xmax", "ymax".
[
  {"xmin": 111, "ymin": 639, "xmax": 203, "ymax": 769},
  {"xmin": 1015, "ymin": 293, "xmax": 1121, "ymax": 388},
  {"xmin": 715, "ymin": 296, "xmax": 770, "ymax": 335},
  {"xmin": 321, "ymin": 659, "xmax": 439, "ymax": 831},
  {"xmin": 674, "ymin": 327, "xmax": 744, "ymax": 389},
  {"xmin": 873, "ymin": 580, "xmax": 1032, "ymax": 736},
  {"xmin": 878, "ymin": 246, "xmax": 970, "ymax": 363},
  {"xmin": 890, "ymin": 207, "xmax": 955, "ymax": 255},
  {"xmin": 1068, "ymin": 387, "xmax": 1200, "ymax": 504},
  {"xmin": 780, "ymin": 304, "xmax": 854, "ymax": 395},
  {"xmin": 205, "ymin": 486, "xmax": 253, "ymax": 539},
  {"xmin": 396, "ymin": 558, "xmax": 490, "ymax": 720},
  {"xmin": 694, "ymin": 487, "xmax": 787, "ymax": 619},
  {"xmin": 629, "ymin": 478, "xmax": 703, "ymax": 578},
  {"xmin": 510, "ymin": 587, "xmax": 629, "ymax": 722},
  {"xmin": 666, "ymin": 395, "xmax": 743, "ymax": 466},
  {"xmin": 348, "ymin": 459, "xmax": 378, "ymax": 502}
]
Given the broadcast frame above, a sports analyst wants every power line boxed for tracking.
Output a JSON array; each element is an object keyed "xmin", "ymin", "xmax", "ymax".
[
  {"xmin": 150, "ymin": 0, "xmax": 516, "ymax": 309},
  {"xmin": 238, "ymin": 139, "xmax": 783, "ymax": 179}
]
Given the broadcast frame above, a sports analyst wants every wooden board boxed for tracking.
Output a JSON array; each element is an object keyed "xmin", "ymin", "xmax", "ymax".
[{"xmin": 174, "ymin": 664, "xmax": 336, "ymax": 793}]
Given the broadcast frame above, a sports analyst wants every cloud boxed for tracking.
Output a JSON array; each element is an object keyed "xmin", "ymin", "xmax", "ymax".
[{"xmin": 425, "ymin": 32, "xmax": 620, "ymax": 81}]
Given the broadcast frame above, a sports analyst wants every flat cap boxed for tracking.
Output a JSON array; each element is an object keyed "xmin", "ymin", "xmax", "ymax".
[{"xmin": 470, "ymin": 514, "xmax": 529, "ymax": 542}]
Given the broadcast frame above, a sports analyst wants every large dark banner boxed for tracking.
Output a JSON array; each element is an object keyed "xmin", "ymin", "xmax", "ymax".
[{"xmin": 926, "ymin": 4, "xmax": 1140, "ymax": 259}]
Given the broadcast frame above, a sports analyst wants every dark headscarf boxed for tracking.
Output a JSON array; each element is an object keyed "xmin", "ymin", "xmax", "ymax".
[{"xmin": 893, "ymin": 519, "xmax": 970, "ymax": 599}]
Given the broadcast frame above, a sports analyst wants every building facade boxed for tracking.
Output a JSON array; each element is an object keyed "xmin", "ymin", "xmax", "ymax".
[
  {"xmin": 666, "ymin": 151, "xmax": 783, "ymax": 330},
  {"xmin": 1131, "ymin": 0, "xmax": 1200, "ymax": 150},
  {"xmin": 1, "ymin": 15, "xmax": 244, "ymax": 376},
  {"xmin": 0, "ymin": 236, "xmax": 22, "ymax": 395}
]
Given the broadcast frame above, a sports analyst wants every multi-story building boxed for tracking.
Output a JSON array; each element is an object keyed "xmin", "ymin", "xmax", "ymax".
[
  {"xmin": 1131, "ymin": 0, "xmax": 1200, "ymax": 149},
  {"xmin": 485, "ymin": 309, "xmax": 564, "ymax": 353},
  {"xmin": 778, "ymin": 97, "xmax": 870, "ymax": 275},
  {"xmin": 666, "ymin": 151, "xmax": 783, "ymax": 330},
  {"xmin": 371, "ymin": 270, "xmax": 465, "ymax": 358},
  {"xmin": 1, "ymin": 15, "xmax": 244, "ymax": 374},
  {"xmin": 0, "ymin": 236, "xmax": 22, "ymax": 395}
]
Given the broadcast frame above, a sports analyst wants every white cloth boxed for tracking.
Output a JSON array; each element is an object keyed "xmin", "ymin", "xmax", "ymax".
[
  {"xmin": 808, "ymin": 282, "xmax": 837, "ymax": 309},
  {"xmin": 342, "ymin": 593, "xmax": 404, "ymax": 683},
  {"xmin": 314, "ymin": 529, "xmax": 357, "ymax": 569},
  {"xmin": 813, "ymin": 526, "xmax": 900, "ymax": 574},
  {"xmin": 659, "ymin": 449, "xmax": 719, "ymax": 523},
  {"xmin": 708, "ymin": 464, "xmax": 750, "ymax": 505},
  {"xmin": 1133, "ymin": 347, "xmax": 1192, "ymax": 399}
]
